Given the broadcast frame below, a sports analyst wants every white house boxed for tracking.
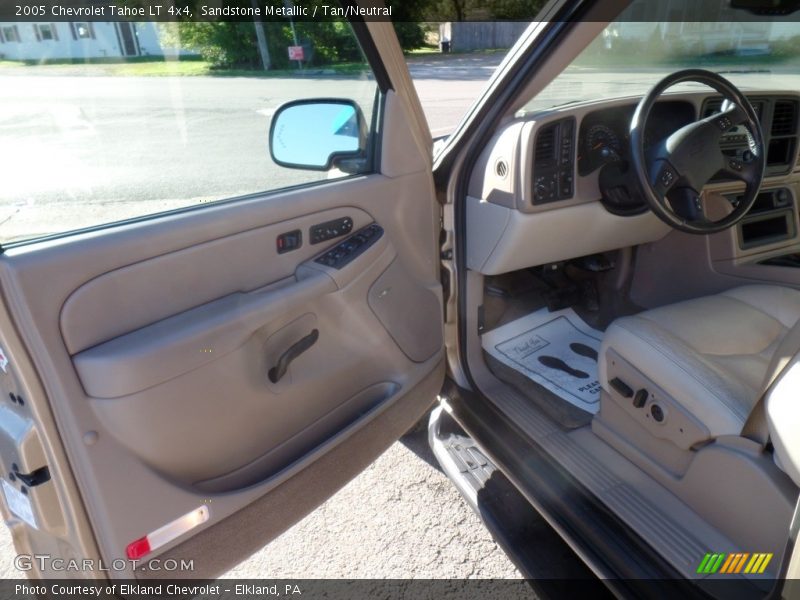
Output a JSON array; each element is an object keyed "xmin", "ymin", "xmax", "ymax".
[
  {"xmin": 0, "ymin": 22, "xmax": 165, "ymax": 61},
  {"xmin": 604, "ymin": 21, "xmax": 780, "ymax": 55}
]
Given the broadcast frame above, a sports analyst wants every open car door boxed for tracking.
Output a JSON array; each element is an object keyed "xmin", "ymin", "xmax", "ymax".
[{"xmin": 0, "ymin": 15, "xmax": 443, "ymax": 579}]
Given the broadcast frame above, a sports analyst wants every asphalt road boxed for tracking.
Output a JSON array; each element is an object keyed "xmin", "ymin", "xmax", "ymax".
[{"xmin": 0, "ymin": 52, "xmax": 527, "ymax": 580}]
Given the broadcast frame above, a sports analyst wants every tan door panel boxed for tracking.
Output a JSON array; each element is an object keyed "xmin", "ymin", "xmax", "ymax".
[{"xmin": 70, "ymin": 230, "xmax": 418, "ymax": 491}]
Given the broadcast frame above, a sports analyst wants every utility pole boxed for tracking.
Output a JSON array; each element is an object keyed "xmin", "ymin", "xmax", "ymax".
[
  {"xmin": 285, "ymin": 0, "xmax": 302, "ymax": 69},
  {"xmin": 251, "ymin": 0, "xmax": 271, "ymax": 70}
]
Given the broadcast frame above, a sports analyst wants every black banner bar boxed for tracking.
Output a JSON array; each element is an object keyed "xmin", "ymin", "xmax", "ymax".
[
  {"xmin": 3, "ymin": 0, "xmax": 800, "ymax": 22},
  {"xmin": 0, "ymin": 578, "xmax": 787, "ymax": 600}
]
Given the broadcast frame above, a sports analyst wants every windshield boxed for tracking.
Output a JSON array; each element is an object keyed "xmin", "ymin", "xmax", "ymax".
[{"xmin": 522, "ymin": 13, "xmax": 800, "ymax": 114}]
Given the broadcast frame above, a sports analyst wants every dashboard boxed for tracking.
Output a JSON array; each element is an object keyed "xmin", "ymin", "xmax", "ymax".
[
  {"xmin": 577, "ymin": 100, "xmax": 695, "ymax": 176},
  {"xmin": 465, "ymin": 90, "xmax": 800, "ymax": 275},
  {"xmin": 528, "ymin": 100, "xmax": 697, "ymax": 211}
]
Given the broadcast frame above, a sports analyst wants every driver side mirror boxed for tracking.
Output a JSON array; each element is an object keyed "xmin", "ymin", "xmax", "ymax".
[{"xmin": 269, "ymin": 99, "xmax": 367, "ymax": 172}]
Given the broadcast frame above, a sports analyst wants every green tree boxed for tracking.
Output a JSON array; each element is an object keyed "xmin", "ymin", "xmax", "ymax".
[
  {"xmin": 424, "ymin": 0, "xmax": 544, "ymax": 19},
  {"xmin": 483, "ymin": 0, "xmax": 545, "ymax": 19},
  {"xmin": 162, "ymin": 0, "xmax": 430, "ymax": 70},
  {"xmin": 424, "ymin": 0, "xmax": 469, "ymax": 20},
  {"xmin": 387, "ymin": 0, "xmax": 429, "ymax": 50},
  {"xmin": 162, "ymin": 22, "xmax": 262, "ymax": 69}
]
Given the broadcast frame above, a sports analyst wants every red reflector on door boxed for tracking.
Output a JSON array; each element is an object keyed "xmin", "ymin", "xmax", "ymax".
[
  {"xmin": 126, "ymin": 537, "xmax": 151, "ymax": 560},
  {"xmin": 125, "ymin": 506, "xmax": 209, "ymax": 561}
]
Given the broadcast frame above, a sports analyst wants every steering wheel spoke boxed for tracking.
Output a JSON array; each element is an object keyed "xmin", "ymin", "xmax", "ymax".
[
  {"xmin": 719, "ymin": 152, "xmax": 761, "ymax": 185},
  {"xmin": 650, "ymin": 159, "xmax": 681, "ymax": 198},
  {"xmin": 719, "ymin": 100, "xmax": 749, "ymax": 127},
  {"xmin": 630, "ymin": 69, "xmax": 765, "ymax": 234},
  {"xmin": 707, "ymin": 101, "xmax": 749, "ymax": 134},
  {"xmin": 666, "ymin": 187, "xmax": 705, "ymax": 222}
]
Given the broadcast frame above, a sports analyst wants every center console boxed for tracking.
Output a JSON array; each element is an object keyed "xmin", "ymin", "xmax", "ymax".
[
  {"xmin": 729, "ymin": 188, "xmax": 796, "ymax": 250},
  {"xmin": 759, "ymin": 253, "xmax": 800, "ymax": 268}
]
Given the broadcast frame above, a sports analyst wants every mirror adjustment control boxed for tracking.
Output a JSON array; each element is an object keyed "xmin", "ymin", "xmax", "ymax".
[
  {"xmin": 310, "ymin": 217, "xmax": 354, "ymax": 244},
  {"xmin": 277, "ymin": 230, "xmax": 302, "ymax": 254},
  {"xmin": 315, "ymin": 224, "xmax": 383, "ymax": 269}
]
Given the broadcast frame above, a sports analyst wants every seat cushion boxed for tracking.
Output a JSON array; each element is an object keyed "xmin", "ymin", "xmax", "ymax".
[
  {"xmin": 599, "ymin": 285, "xmax": 800, "ymax": 438},
  {"xmin": 766, "ymin": 354, "xmax": 800, "ymax": 487}
]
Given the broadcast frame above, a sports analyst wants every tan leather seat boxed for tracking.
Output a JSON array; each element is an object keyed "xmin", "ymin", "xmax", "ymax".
[{"xmin": 599, "ymin": 286, "xmax": 800, "ymax": 471}]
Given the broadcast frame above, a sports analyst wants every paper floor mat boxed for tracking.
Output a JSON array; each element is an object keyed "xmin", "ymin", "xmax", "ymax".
[{"xmin": 481, "ymin": 308, "xmax": 603, "ymax": 413}]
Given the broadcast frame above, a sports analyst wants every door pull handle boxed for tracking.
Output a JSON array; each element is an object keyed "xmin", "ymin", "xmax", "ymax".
[{"xmin": 268, "ymin": 329, "xmax": 319, "ymax": 383}]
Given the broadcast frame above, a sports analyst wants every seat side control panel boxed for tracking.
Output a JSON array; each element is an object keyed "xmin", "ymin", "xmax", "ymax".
[
  {"xmin": 310, "ymin": 216, "xmax": 353, "ymax": 244},
  {"xmin": 315, "ymin": 223, "xmax": 383, "ymax": 269}
]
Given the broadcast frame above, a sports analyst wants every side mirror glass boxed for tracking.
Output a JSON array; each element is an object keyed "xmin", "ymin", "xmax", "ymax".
[{"xmin": 269, "ymin": 100, "xmax": 366, "ymax": 171}]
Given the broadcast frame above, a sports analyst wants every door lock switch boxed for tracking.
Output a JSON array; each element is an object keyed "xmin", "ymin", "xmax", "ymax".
[{"xmin": 633, "ymin": 389, "xmax": 648, "ymax": 408}]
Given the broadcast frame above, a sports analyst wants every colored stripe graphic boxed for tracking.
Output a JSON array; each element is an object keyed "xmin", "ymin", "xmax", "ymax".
[
  {"xmin": 697, "ymin": 553, "xmax": 712, "ymax": 574},
  {"xmin": 720, "ymin": 553, "xmax": 736, "ymax": 574},
  {"xmin": 759, "ymin": 554, "xmax": 773, "ymax": 573},
  {"xmin": 733, "ymin": 553, "xmax": 749, "ymax": 573},
  {"xmin": 710, "ymin": 554, "xmax": 725, "ymax": 573},
  {"xmin": 746, "ymin": 553, "xmax": 774, "ymax": 574},
  {"xmin": 698, "ymin": 553, "xmax": 726, "ymax": 574},
  {"xmin": 698, "ymin": 552, "xmax": 773, "ymax": 575},
  {"xmin": 745, "ymin": 554, "xmax": 760, "ymax": 573}
]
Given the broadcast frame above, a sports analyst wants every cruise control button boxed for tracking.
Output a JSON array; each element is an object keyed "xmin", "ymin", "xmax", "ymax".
[{"xmin": 659, "ymin": 168, "xmax": 676, "ymax": 188}]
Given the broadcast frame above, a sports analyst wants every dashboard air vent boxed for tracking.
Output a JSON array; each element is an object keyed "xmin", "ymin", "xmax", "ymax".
[
  {"xmin": 495, "ymin": 159, "xmax": 508, "ymax": 178},
  {"xmin": 535, "ymin": 125, "xmax": 556, "ymax": 162},
  {"xmin": 703, "ymin": 98, "xmax": 723, "ymax": 118},
  {"xmin": 772, "ymin": 101, "xmax": 797, "ymax": 136}
]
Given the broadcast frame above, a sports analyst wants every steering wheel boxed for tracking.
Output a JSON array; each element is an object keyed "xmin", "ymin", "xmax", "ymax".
[{"xmin": 630, "ymin": 69, "xmax": 765, "ymax": 234}]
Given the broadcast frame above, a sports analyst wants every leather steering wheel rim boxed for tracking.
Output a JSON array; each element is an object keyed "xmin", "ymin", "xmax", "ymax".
[{"xmin": 630, "ymin": 69, "xmax": 766, "ymax": 234}]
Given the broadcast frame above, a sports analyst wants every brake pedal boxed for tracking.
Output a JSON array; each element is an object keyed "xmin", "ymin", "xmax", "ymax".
[{"xmin": 571, "ymin": 253, "xmax": 615, "ymax": 273}]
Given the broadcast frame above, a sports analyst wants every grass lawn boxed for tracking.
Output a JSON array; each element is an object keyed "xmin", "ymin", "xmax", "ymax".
[
  {"xmin": 0, "ymin": 57, "xmax": 370, "ymax": 77},
  {"xmin": 405, "ymin": 47, "xmax": 508, "ymax": 59}
]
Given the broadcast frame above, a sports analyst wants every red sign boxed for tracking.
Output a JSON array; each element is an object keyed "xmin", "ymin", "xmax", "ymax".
[{"xmin": 288, "ymin": 46, "xmax": 304, "ymax": 61}]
